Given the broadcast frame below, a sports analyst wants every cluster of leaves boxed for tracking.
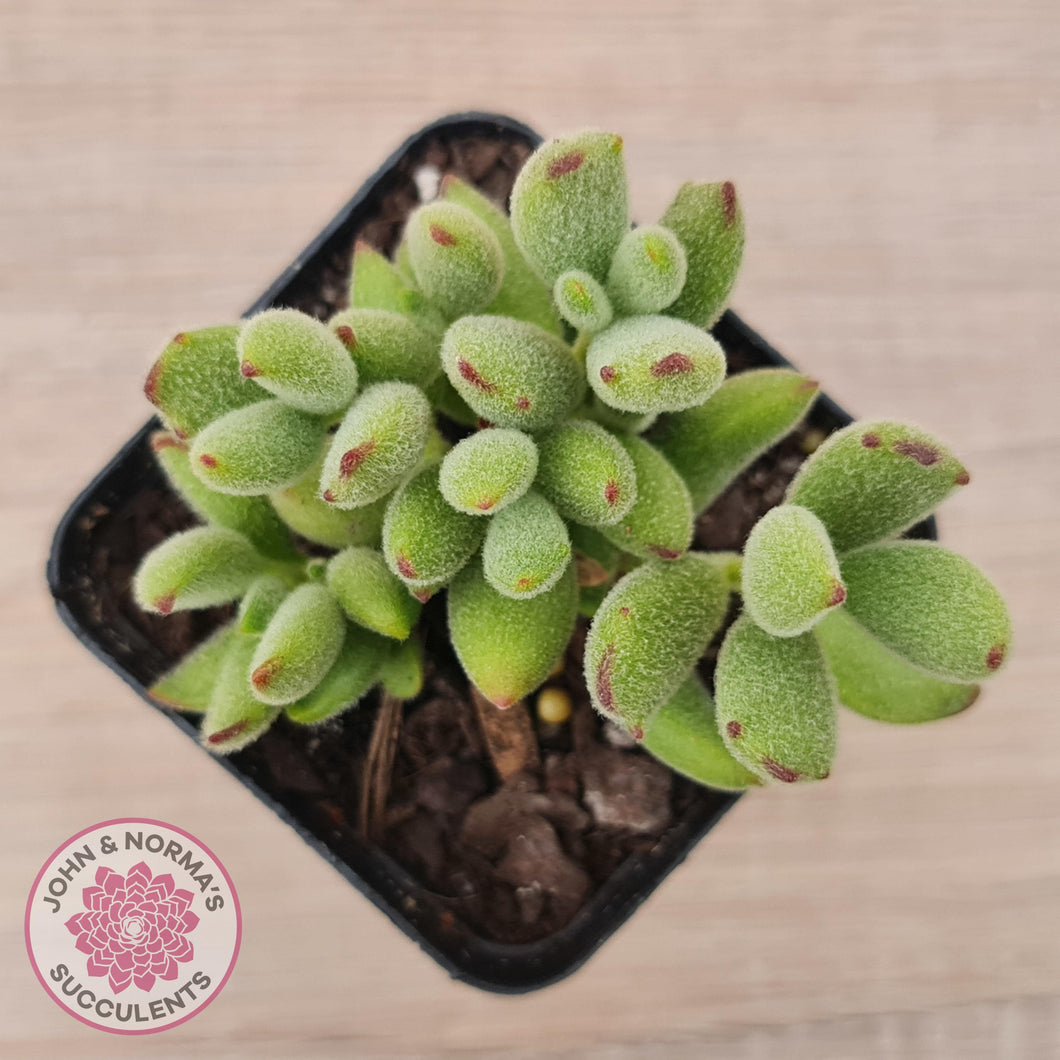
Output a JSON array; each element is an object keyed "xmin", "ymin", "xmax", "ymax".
[{"xmin": 136, "ymin": 129, "xmax": 1010, "ymax": 790}]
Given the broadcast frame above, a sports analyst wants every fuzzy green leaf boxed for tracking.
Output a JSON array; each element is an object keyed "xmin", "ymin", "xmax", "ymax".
[
  {"xmin": 786, "ymin": 420, "xmax": 970, "ymax": 554},
  {"xmin": 326, "ymin": 546, "xmax": 421, "ymax": 640},
  {"xmin": 587, "ymin": 315, "xmax": 726, "ymax": 414},
  {"xmin": 438, "ymin": 427, "xmax": 538, "ymax": 515},
  {"xmin": 840, "ymin": 541, "xmax": 1011, "ymax": 682},
  {"xmin": 440, "ymin": 175, "xmax": 561, "ymax": 334},
  {"xmin": 149, "ymin": 622, "xmax": 235, "ymax": 713},
  {"xmin": 328, "ymin": 307, "xmax": 440, "ymax": 387},
  {"xmin": 482, "ymin": 491, "xmax": 571, "ymax": 599},
  {"xmin": 599, "ymin": 434, "xmax": 694, "ymax": 560},
  {"xmin": 144, "ymin": 325, "xmax": 258, "ymax": 439},
  {"xmin": 742, "ymin": 504, "xmax": 846, "ymax": 637},
  {"xmin": 660, "ymin": 181, "xmax": 745, "ymax": 328},
  {"xmin": 379, "ymin": 637, "xmax": 424, "ymax": 700},
  {"xmin": 643, "ymin": 673, "xmax": 762, "ymax": 791},
  {"xmin": 319, "ymin": 382, "xmax": 431, "ymax": 509},
  {"xmin": 382, "ymin": 464, "xmax": 486, "ymax": 598},
  {"xmin": 284, "ymin": 624, "xmax": 388, "ymax": 725},
  {"xmin": 199, "ymin": 630, "xmax": 281, "ymax": 753},
  {"xmin": 553, "ymin": 270, "xmax": 613, "ymax": 334},
  {"xmin": 584, "ymin": 552, "xmax": 731, "ymax": 737},
  {"xmin": 715, "ymin": 616, "xmax": 837, "ymax": 784},
  {"xmin": 652, "ymin": 368, "xmax": 820, "ymax": 512},
  {"xmin": 269, "ymin": 449, "xmax": 386, "ymax": 549},
  {"xmin": 535, "ymin": 420, "xmax": 636, "ymax": 527},
  {"xmin": 248, "ymin": 583, "xmax": 347, "ymax": 706},
  {"xmin": 236, "ymin": 574, "xmax": 289, "ymax": 635},
  {"xmin": 406, "ymin": 201, "xmax": 504, "ymax": 319},
  {"xmin": 815, "ymin": 608, "xmax": 980, "ymax": 724},
  {"xmin": 448, "ymin": 556, "xmax": 578, "ymax": 707},
  {"xmin": 607, "ymin": 225, "xmax": 687, "ymax": 315},
  {"xmin": 441, "ymin": 315, "xmax": 585, "ymax": 431},
  {"xmin": 348, "ymin": 240, "xmax": 447, "ymax": 337},
  {"xmin": 151, "ymin": 432, "xmax": 296, "ymax": 560},
  {"xmin": 133, "ymin": 526, "xmax": 263, "ymax": 615},
  {"xmin": 510, "ymin": 130, "xmax": 629, "ymax": 285},
  {"xmin": 189, "ymin": 400, "xmax": 326, "ymax": 496},
  {"xmin": 237, "ymin": 308, "xmax": 358, "ymax": 415}
]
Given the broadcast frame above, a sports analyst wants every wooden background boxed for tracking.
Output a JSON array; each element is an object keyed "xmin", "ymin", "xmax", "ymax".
[{"xmin": 1, "ymin": 1, "xmax": 1057, "ymax": 1056}]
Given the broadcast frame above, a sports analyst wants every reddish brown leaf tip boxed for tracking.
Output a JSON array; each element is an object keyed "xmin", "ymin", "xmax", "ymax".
[
  {"xmin": 207, "ymin": 720, "xmax": 249, "ymax": 746},
  {"xmin": 251, "ymin": 658, "xmax": 282, "ymax": 691},
  {"xmin": 955, "ymin": 469, "xmax": 971, "ymax": 486},
  {"xmin": 239, "ymin": 360, "xmax": 259, "ymax": 378},
  {"xmin": 650, "ymin": 352, "xmax": 695, "ymax": 377},
  {"xmin": 861, "ymin": 433, "xmax": 881, "ymax": 449},
  {"xmin": 762, "ymin": 757, "xmax": 801, "ymax": 783},
  {"xmin": 154, "ymin": 593, "xmax": 175, "ymax": 615},
  {"xmin": 619, "ymin": 606, "xmax": 631, "ymax": 617},
  {"xmin": 198, "ymin": 453, "xmax": 218, "ymax": 469},
  {"xmin": 476, "ymin": 418, "xmax": 495, "ymax": 430},
  {"xmin": 334, "ymin": 325, "xmax": 356, "ymax": 347},
  {"xmin": 631, "ymin": 726, "xmax": 644, "ymax": 741},
  {"xmin": 827, "ymin": 580, "xmax": 847, "ymax": 607},
  {"xmin": 893, "ymin": 439, "xmax": 941, "ymax": 466},
  {"xmin": 515, "ymin": 395, "xmax": 531, "ymax": 410},
  {"xmin": 547, "ymin": 151, "xmax": 585, "ymax": 179},
  {"xmin": 648, "ymin": 545, "xmax": 682, "ymax": 560},
  {"xmin": 429, "ymin": 224, "xmax": 457, "ymax": 247},
  {"xmin": 726, "ymin": 720, "xmax": 743, "ymax": 739},
  {"xmin": 339, "ymin": 439, "xmax": 376, "ymax": 479},
  {"xmin": 172, "ymin": 332, "xmax": 188, "ymax": 346},
  {"xmin": 604, "ymin": 479, "xmax": 621, "ymax": 507},
  {"xmin": 413, "ymin": 588, "xmax": 433, "ymax": 604},
  {"xmin": 595, "ymin": 644, "xmax": 617, "ymax": 713},
  {"xmin": 475, "ymin": 497, "xmax": 496, "ymax": 511},
  {"xmin": 144, "ymin": 361, "xmax": 163, "ymax": 405},
  {"xmin": 322, "ymin": 489, "xmax": 336, "ymax": 503},
  {"xmin": 986, "ymin": 643, "xmax": 1006, "ymax": 671},
  {"xmin": 515, "ymin": 577, "xmax": 534, "ymax": 592},
  {"xmin": 458, "ymin": 358, "xmax": 497, "ymax": 394},
  {"xmin": 721, "ymin": 182, "xmax": 737, "ymax": 227},
  {"xmin": 492, "ymin": 693, "xmax": 516, "ymax": 708},
  {"xmin": 395, "ymin": 553, "xmax": 417, "ymax": 580},
  {"xmin": 797, "ymin": 378, "xmax": 820, "ymax": 393},
  {"xmin": 599, "ymin": 365, "xmax": 616, "ymax": 383}
]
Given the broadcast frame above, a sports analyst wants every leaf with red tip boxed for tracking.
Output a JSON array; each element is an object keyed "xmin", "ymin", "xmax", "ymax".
[
  {"xmin": 326, "ymin": 547, "xmax": 421, "ymax": 640},
  {"xmin": 481, "ymin": 492, "xmax": 571, "ymax": 599},
  {"xmin": 438, "ymin": 428, "xmax": 538, "ymax": 516},
  {"xmin": 660, "ymin": 181, "xmax": 745, "ymax": 328},
  {"xmin": 715, "ymin": 616, "xmax": 837, "ymax": 784},
  {"xmin": 535, "ymin": 420, "xmax": 636, "ymax": 527},
  {"xmin": 328, "ymin": 307, "xmax": 440, "ymax": 387},
  {"xmin": 237, "ymin": 308, "xmax": 358, "ymax": 414},
  {"xmin": 786, "ymin": 420, "xmax": 970, "ymax": 553},
  {"xmin": 448, "ymin": 557, "xmax": 578, "ymax": 708},
  {"xmin": 199, "ymin": 629, "xmax": 281, "ymax": 754},
  {"xmin": 144, "ymin": 325, "xmax": 258, "ymax": 439},
  {"xmin": 149, "ymin": 623, "xmax": 235, "ymax": 713},
  {"xmin": 584, "ymin": 552, "xmax": 731, "ymax": 736},
  {"xmin": 840, "ymin": 541, "xmax": 1012, "ymax": 683},
  {"xmin": 133, "ymin": 526, "xmax": 263, "ymax": 615},
  {"xmin": 742, "ymin": 504, "xmax": 846, "ymax": 637}
]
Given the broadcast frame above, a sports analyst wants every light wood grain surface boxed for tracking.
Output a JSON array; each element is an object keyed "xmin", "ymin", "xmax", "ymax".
[{"xmin": 2, "ymin": 1, "xmax": 1058, "ymax": 1056}]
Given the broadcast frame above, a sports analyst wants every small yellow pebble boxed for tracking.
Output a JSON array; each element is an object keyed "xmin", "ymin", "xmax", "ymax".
[
  {"xmin": 536, "ymin": 687, "xmax": 573, "ymax": 725},
  {"xmin": 800, "ymin": 427, "xmax": 828, "ymax": 456}
]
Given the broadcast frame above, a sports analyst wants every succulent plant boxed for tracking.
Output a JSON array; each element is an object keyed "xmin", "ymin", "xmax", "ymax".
[{"xmin": 134, "ymin": 128, "xmax": 1011, "ymax": 807}]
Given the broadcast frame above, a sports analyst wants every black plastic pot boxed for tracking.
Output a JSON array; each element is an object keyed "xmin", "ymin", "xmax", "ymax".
[{"xmin": 48, "ymin": 112, "xmax": 935, "ymax": 993}]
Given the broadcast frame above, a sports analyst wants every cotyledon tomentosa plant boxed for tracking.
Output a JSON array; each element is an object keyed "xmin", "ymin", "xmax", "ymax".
[{"xmin": 135, "ymin": 129, "xmax": 1011, "ymax": 792}]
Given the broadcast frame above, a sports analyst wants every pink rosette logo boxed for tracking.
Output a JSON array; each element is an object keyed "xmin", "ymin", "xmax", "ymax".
[
  {"xmin": 26, "ymin": 819, "xmax": 240, "ymax": 1034},
  {"xmin": 65, "ymin": 862, "xmax": 198, "ymax": 994}
]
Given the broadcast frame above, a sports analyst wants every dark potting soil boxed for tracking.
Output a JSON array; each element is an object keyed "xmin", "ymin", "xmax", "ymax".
[{"xmin": 68, "ymin": 127, "xmax": 824, "ymax": 946}]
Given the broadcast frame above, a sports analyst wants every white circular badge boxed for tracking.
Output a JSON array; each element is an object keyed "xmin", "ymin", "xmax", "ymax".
[{"xmin": 26, "ymin": 818, "xmax": 240, "ymax": 1034}]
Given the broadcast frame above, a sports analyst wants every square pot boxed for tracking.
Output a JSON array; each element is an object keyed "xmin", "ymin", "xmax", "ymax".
[{"xmin": 48, "ymin": 112, "xmax": 935, "ymax": 993}]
